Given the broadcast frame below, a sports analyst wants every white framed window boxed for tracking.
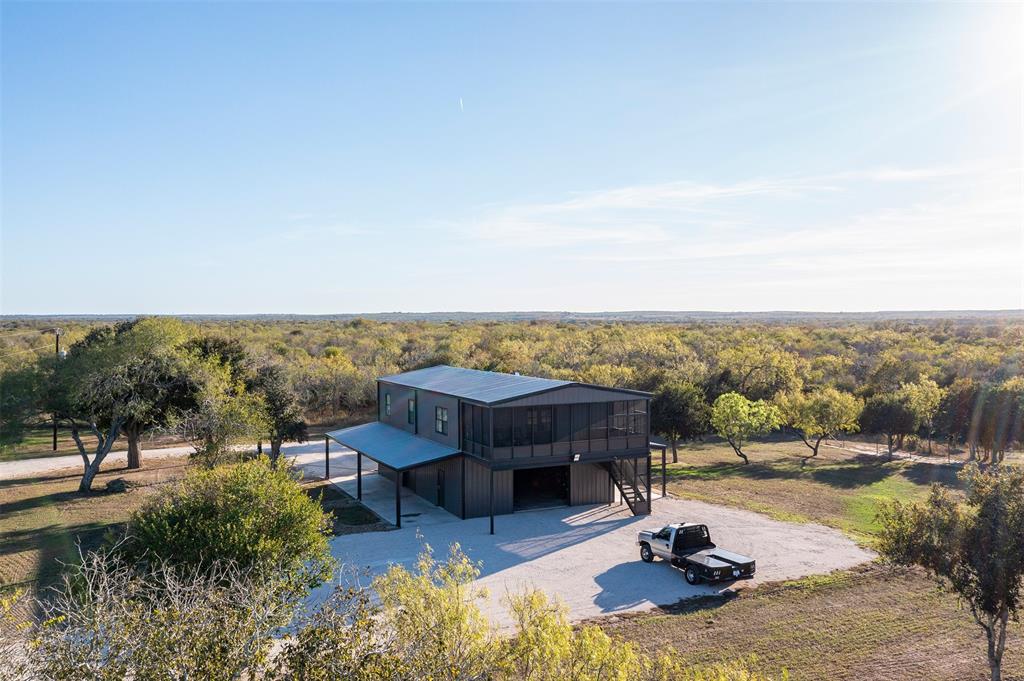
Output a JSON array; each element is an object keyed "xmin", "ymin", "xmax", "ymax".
[
  {"xmin": 435, "ymin": 406, "xmax": 448, "ymax": 435},
  {"xmin": 408, "ymin": 398, "xmax": 416, "ymax": 425},
  {"xmin": 384, "ymin": 393, "xmax": 391, "ymax": 416}
]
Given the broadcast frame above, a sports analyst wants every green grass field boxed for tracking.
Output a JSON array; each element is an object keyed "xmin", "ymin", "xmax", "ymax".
[{"xmin": 660, "ymin": 438, "xmax": 973, "ymax": 544}]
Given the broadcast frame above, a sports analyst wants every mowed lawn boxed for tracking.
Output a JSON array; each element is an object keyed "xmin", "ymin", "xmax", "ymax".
[
  {"xmin": 603, "ymin": 565, "xmax": 1024, "ymax": 681},
  {"xmin": 661, "ymin": 438, "xmax": 971, "ymax": 544}
]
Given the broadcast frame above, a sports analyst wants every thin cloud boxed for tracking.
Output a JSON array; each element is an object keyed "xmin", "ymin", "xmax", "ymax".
[{"xmin": 459, "ymin": 164, "xmax": 1022, "ymax": 285}]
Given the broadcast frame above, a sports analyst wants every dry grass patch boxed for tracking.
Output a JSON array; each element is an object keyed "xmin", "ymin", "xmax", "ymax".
[
  {"xmin": 301, "ymin": 478, "xmax": 390, "ymax": 535},
  {"xmin": 602, "ymin": 564, "xmax": 1023, "ymax": 681},
  {"xmin": 0, "ymin": 455, "xmax": 191, "ymax": 610}
]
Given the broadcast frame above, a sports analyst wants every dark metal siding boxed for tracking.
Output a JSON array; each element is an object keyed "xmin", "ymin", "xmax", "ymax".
[
  {"xmin": 416, "ymin": 390, "xmax": 460, "ymax": 449},
  {"xmin": 378, "ymin": 382, "xmax": 416, "ymax": 434},
  {"xmin": 464, "ymin": 457, "xmax": 513, "ymax": 518},
  {"xmin": 406, "ymin": 457, "xmax": 463, "ymax": 517},
  {"xmin": 570, "ymin": 463, "xmax": 613, "ymax": 505}
]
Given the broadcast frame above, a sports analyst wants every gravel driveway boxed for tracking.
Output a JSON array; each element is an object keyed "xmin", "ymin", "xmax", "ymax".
[{"xmin": 315, "ymin": 495, "xmax": 875, "ymax": 627}]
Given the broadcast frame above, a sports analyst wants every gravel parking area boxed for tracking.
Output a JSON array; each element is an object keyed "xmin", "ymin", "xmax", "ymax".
[{"xmin": 316, "ymin": 494, "xmax": 875, "ymax": 627}]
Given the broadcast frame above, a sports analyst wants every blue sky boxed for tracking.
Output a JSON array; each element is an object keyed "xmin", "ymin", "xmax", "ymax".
[{"xmin": 2, "ymin": 2, "xmax": 1021, "ymax": 314}]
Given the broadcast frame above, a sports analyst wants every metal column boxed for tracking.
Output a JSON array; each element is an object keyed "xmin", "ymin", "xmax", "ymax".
[
  {"xmin": 460, "ymin": 456, "xmax": 467, "ymax": 519},
  {"xmin": 324, "ymin": 436, "xmax": 330, "ymax": 480},
  {"xmin": 661, "ymin": 445, "xmax": 667, "ymax": 499},
  {"xmin": 646, "ymin": 453, "xmax": 652, "ymax": 514},
  {"xmin": 356, "ymin": 451, "xmax": 362, "ymax": 500},
  {"xmin": 489, "ymin": 468, "xmax": 495, "ymax": 535},
  {"xmin": 395, "ymin": 473, "xmax": 402, "ymax": 529}
]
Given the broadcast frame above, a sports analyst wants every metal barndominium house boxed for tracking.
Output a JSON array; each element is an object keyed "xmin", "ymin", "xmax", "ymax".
[{"xmin": 325, "ymin": 365, "xmax": 668, "ymax": 533}]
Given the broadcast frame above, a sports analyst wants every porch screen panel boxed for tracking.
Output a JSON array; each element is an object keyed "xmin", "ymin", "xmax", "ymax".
[
  {"xmin": 554, "ymin": 405, "xmax": 571, "ymax": 443},
  {"xmin": 493, "ymin": 408, "xmax": 513, "ymax": 447},
  {"xmin": 571, "ymin": 404, "xmax": 590, "ymax": 440}
]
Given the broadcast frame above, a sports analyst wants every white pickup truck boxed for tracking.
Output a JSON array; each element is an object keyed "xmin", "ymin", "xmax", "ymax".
[{"xmin": 636, "ymin": 523, "xmax": 756, "ymax": 585}]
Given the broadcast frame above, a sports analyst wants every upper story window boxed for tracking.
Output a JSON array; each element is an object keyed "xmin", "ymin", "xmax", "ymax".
[
  {"xmin": 435, "ymin": 406, "xmax": 449, "ymax": 435},
  {"xmin": 384, "ymin": 393, "xmax": 391, "ymax": 416},
  {"xmin": 408, "ymin": 398, "xmax": 416, "ymax": 425}
]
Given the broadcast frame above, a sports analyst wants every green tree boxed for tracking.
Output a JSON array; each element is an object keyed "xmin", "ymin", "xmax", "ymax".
[
  {"xmin": 254, "ymin": 363, "xmax": 308, "ymax": 464},
  {"xmin": 878, "ymin": 465, "xmax": 1024, "ymax": 681},
  {"xmin": 43, "ymin": 331, "xmax": 140, "ymax": 492},
  {"xmin": 651, "ymin": 381, "xmax": 711, "ymax": 462},
  {"xmin": 898, "ymin": 376, "xmax": 945, "ymax": 455},
  {"xmin": 715, "ymin": 343, "xmax": 802, "ymax": 401},
  {"xmin": 175, "ymin": 350, "xmax": 268, "ymax": 467},
  {"xmin": 860, "ymin": 393, "xmax": 919, "ymax": 459},
  {"xmin": 68, "ymin": 319, "xmax": 197, "ymax": 469},
  {"xmin": 710, "ymin": 392, "xmax": 782, "ymax": 465},
  {"xmin": 0, "ymin": 361, "xmax": 48, "ymax": 451},
  {"xmin": 776, "ymin": 387, "xmax": 862, "ymax": 460},
  {"xmin": 936, "ymin": 378, "xmax": 982, "ymax": 457},
  {"xmin": 120, "ymin": 457, "xmax": 333, "ymax": 588}
]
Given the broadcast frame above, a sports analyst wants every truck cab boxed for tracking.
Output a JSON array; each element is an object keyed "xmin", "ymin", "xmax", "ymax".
[{"xmin": 645, "ymin": 523, "xmax": 712, "ymax": 560}]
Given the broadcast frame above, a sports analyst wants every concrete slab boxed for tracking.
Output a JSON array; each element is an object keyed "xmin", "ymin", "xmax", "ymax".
[{"xmin": 313, "ymin": 493, "xmax": 875, "ymax": 628}]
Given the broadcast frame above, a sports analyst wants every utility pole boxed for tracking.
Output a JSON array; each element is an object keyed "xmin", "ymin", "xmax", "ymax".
[{"xmin": 52, "ymin": 328, "xmax": 61, "ymax": 451}]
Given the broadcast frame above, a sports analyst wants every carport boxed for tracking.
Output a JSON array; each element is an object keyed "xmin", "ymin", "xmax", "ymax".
[{"xmin": 325, "ymin": 422, "xmax": 461, "ymax": 529}]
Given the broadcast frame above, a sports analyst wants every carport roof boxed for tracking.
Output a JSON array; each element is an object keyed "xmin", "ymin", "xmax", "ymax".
[{"xmin": 326, "ymin": 422, "xmax": 461, "ymax": 471}]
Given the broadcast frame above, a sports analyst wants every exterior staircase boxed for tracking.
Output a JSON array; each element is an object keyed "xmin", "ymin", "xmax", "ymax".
[{"xmin": 603, "ymin": 456, "xmax": 651, "ymax": 515}]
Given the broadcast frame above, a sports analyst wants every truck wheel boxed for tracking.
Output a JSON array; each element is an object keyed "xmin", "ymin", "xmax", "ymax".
[
  {"xmin": 684, "ymin": 566, "xmax": 701, "ymax": 585},
  {"xmin": 639, "ymin": 543, "xmax": 654, "ymax": 563}
]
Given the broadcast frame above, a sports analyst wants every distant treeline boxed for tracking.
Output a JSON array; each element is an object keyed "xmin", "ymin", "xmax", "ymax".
[
  {"xmin": 3, "ymin": 315, "xmax": 1020, "ymax": 421},
  {"xmin": 4, "ymin": 309, "xmax": 1023, "ymax": 324}
]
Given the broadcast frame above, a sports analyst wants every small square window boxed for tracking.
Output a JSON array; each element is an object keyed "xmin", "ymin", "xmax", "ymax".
[{"xmin": 435, "ymin": 406, "xmax": 448, "ymax": 435}]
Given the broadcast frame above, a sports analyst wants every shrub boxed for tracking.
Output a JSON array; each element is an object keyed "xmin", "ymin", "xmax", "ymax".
[
  {"xmin": 275, "ymin": 544, "xmax": 789, "ymax": 681},
  {"xmin": 24, "ymin": 549, "xmax": 299, "ymax": 681},
  {"xmin": 121, "ymin": 457, "xmax": 333, "ymax": 588}
]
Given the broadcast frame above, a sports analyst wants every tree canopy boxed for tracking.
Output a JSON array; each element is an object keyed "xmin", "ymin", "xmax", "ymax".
[
  {"xmin": 776, "ymin": 387, "xmax": 862, "ymax": 460},
  {"xmin": 879, "ymin": 465, "xmax": 1024, "ymax": 681},
  {"xmin": 710, "ymin": 392, "xmax": 782, "ymax": 464},
  {"xmin": 650, "ymin": 381, "xmax": 711, "ymax": 462}
]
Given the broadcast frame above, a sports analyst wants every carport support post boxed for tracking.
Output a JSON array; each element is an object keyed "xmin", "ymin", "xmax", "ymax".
[
  {"xmin": 324, "ymin": 436, "xmax": 330, "ymax": 480},
  {"xmin": 489, "ymin": 468, "xmax": 495, "ymax": 535},
  {"xmin": 356, "ymin": 451, "xmax": 362, "ymax": 500},
  {"xmin": 395, "ymin": 472, "xmax": 402, "ymax": 529}
]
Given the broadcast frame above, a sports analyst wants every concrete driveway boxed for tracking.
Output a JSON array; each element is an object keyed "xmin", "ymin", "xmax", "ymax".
[{"xmin": 315, "ymin": 494, "xmax": 875, "ymax": 627}]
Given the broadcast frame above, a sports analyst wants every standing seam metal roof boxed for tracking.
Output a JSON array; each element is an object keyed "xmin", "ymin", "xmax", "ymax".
[
  {"xmin": 378, "ymin": 365, "xmax": 573, "ymax": 404},
  {"xmin": 378, "ymin": 365, "xmax": 651, "ymax": 404}
]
